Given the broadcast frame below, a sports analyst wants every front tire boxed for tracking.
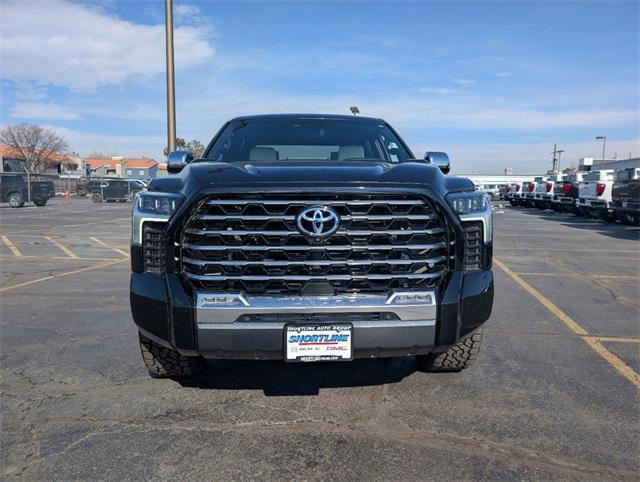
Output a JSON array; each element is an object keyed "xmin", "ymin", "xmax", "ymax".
[
  {"xmin": 599, "ymin": 212, "xmax": 616, "ymax": 223},
  {"xmin": 620, "ymin": 213, "xmax": 639, "ymax": 226},
  {"xmin": 8, "ymin": 192, "xmax": 24, "ymax": 208},
  {"xmin": 417, "ymin": 331, "xmax": 482, "ymax": 372},
  {"xmin": 33, "ymin": 199, "xmax": 47, "ymax": 207},
  {"xmin": 91, "ymin": 192, "xmax": 103, "ymax": 203},
  {"xmin": 139, "ymin": 333, "xmax": 205, "ymax": 377}
]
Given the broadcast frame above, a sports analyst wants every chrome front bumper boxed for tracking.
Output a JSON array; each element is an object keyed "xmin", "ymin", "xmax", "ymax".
[
  {"xmin": 195, "ymin": 291, "xmax": 437, "ymax": 324},
  {"xmin": 194, "ymin": 291, "xmax": 438, "ymax": 359}
]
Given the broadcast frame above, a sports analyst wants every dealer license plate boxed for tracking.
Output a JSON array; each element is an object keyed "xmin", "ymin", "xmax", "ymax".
[{"xmin": 285, "ymin": 324, "xmax": 353, "ymax": 362}]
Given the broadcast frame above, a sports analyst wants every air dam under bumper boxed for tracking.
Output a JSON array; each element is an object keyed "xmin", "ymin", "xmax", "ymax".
[{"xmin": 195, "ymin": 292, "xmax": 436, "ymax": 359}]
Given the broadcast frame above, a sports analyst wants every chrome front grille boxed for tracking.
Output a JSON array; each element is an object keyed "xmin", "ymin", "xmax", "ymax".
[{"xmin": 180, "ymin": 193, "xmax": 449, "ymax": 295}]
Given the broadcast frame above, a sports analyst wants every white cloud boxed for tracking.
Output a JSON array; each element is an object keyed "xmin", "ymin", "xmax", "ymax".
[
  {"xmin": 0, "ymin": 0, "xmax": 214, "ymax": 90},
  {"xmin": 174, "ymin": 3, "xmax": 201, "ymax": 23},
  {"xmin": 451, "ymin": 78, "xmax": 475, "ymax": 86},
  {"xmin": 419, "ymin": 138, "xmax": 640, "ymax": 174},
  {"xmin": 11, "ymin": 102, "xmax": 80, "ymax": 120},
  {"xmin": 173, "ymin": 78, "xmax": 638, "ymax": 138},
  {"xmin": 418, "ymin": 87, "xmax": 459, "ymax": 95},
  {"xmin": 494, "ymin": 72, "xmax": 512, "ymax": 78},
  {"xmin": 14, "ymin": 83, "xmax": 49, "ymax": 101},
  {"xmin": 44, "ymin": 125, "xmax": 164, "ymax": 158}
]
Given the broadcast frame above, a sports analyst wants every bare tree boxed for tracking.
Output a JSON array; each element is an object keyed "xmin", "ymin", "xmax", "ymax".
[
  {"xmin": 0, "ymin": 123, "xmax": 68, "ymax": 172},
  {"xmin": 164, "ymin": 138, "xmax": 205, "ymax": 158}
]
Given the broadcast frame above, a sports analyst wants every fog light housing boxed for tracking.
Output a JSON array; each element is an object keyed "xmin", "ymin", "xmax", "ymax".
[{"xmin": 462, "ymin": 221, "xmax": 484, "ymax": 271}]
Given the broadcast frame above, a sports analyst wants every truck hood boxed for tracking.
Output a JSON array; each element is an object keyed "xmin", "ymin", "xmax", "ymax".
[{"xmin": 150, "ymin": 160, "xmax": 474, "ymax": 196}]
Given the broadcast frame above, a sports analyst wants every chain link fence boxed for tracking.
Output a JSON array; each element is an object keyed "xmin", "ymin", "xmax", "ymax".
[{"xmin": 0, "ymin": 172, "xmax": 147, "ymax": 207}]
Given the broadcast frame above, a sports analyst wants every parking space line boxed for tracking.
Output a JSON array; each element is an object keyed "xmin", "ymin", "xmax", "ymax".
[
  {"xmin": 0, "ymin": 235, "xmax": 22, "ymax": 257},
  {"xmin": 496, "ymin": 247, "xmax": 639, "ymax": 253},
  {"xmin": 0, "ymin": 259, "xmax": 127, "ymax": 293},
  {"xmin": 483, "ymin": 329, "xmax": 640, "ymax": 342},
  {"xmin": 90, "ymin": 236, "xmax": 130, "ymax": 258},
  {"xmin": 593, "ymin": 336, "xmax": 640, "ymax": 344},
  {"xmin": 495, "ymin": 257, "xmax": 640, "ymax": 389},
  {"xmin": 58, "ymin": 217, "xmax": 130, "ymax": 229},
  {"xmin": 3, "ymin": 234, "xmax": 129, "ymax": 240},
  {"xmin": 9, "ymin": 217, "xmax": 130, "ymax": 234},
  {"xmin": 0, "ymin": 255, "xmax": 118, "ymax": 261},
  {"xmin": 515, "ymin": 272, "xmax": 639, "ymax": 280},
  {"xmin": 43, "ymin": 235, "xmax": 78, "ymax": 258}
]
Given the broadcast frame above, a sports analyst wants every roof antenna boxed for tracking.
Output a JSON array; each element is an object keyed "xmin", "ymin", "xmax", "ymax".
[{"xmin": 349, "ymin": 106, "xmax": 360, "ymax": 116}]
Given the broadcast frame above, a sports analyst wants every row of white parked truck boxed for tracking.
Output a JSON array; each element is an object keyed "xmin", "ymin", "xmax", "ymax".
[{"xmin": 498, "ymin": 167, "xmax": 640, "ymax": 225}]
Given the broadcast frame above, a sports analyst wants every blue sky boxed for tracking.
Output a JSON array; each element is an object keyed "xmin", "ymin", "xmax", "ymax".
[{"xmin": 1, "ymin": 0, "xmax": 638, "ymax": 173}]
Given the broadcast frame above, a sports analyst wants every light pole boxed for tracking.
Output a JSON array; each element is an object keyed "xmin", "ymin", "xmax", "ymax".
[
  {"xmin": 596, "ymin": 136, "xmax": 606, "ymax": 163},
  {"xmin": 556, "ymin": 149, "xmax": 564, "ymax": 172},
  {"xmin": 551, "ymin": 144, "xmax": 564, "ymax": 173},
  {"xmin": 165, "ymin": 0, "xmax": 176, "ymax": 154}
]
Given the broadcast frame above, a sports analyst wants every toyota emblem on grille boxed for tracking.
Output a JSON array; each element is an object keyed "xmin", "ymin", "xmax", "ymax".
[{"xmin": 296, "ymin": 206, "xmax": 340, "ymax": 237}]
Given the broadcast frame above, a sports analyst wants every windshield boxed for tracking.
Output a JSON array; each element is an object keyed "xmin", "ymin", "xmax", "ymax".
[{"xmin": 204, "ymin": 117, "xmax": 413, "ymax": 163}]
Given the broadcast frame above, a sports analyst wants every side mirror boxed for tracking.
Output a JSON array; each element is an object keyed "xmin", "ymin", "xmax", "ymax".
[
  {"xmin": 424, "ymin": 151, "xmax": 450, "ymax": 174},
  {"xmin": 167, "ymin": 150, "xmax": 193, "ymax": 174}
]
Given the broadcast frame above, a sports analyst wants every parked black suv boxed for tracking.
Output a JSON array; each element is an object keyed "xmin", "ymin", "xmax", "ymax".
[
  {"xmin": 130, "ymin": 114, "xmax": 494, "ymax": 377},
  {"xmin": 88, "ymin": 179, "xmax": 144, "ymax": 203},
  {"xmin": 0, "ymin": 174, "xmax": 55, "ymax": 207}
]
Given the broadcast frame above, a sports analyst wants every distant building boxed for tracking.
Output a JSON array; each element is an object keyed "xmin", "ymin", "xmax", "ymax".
[
  {"xmin": 504, "ymin": 168, "xmax": 513, "ymax": 175},
  {"xmin": 156, "ymin": 163, "xmax": 168, "ymax": 177},
  {"xmin": 85, "ymin": 157, "xmax": 158, "ymax": 179},
  {"xmin": 123, "ymin": 159, "xmax": 158, "ymax": 179},
  {"xmin": 462, "ymin": 174, "xmax": 540, "ymax": 186},
  {"xmin": 0, "ymin": 145, "xmax": 79, "ymax": 173},
  {"xmin": 581, "ymin": 157, "xmax": 640, "ymax": 171}
]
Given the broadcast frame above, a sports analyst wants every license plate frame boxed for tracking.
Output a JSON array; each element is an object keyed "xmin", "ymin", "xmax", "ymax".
[{"xmin": 285, "ymin": 323, "xmax": 353, "ymax": 362}]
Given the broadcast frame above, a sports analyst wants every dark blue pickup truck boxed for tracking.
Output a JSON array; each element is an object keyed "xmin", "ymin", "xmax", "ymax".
[{"xmin": 130, "ymin": 114, "xmax": 494, "ymax": 378}]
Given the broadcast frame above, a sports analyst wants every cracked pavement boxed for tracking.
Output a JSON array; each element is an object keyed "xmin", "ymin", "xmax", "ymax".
[{"xmin": 1, "ymin": 199, "xmax": 639, "ymax": 480}]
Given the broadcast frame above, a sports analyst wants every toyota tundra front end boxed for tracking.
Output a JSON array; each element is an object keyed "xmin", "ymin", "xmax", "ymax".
[{"xmin": 130, "ymin": 114, "xmax": 493, "ymax": 377}]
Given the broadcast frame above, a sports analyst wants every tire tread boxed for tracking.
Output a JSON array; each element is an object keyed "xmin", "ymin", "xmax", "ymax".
[
  {"xmin": 419, "ymin": 331, "xmax": 482, "ymax": 372},
  {"xmin": 139, "ymin": 333, "xmax": 205, "ymax": 377}
]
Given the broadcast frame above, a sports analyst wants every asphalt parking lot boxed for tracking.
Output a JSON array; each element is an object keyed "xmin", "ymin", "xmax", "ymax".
[{"xmin": 1, "ymin": 198, "xmax": 638, "ymax": 480}]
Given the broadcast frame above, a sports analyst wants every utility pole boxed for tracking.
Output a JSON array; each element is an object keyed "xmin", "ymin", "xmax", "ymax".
[{"xmin": 165, "ymin": 0, "xmax": 176, "ymax": 154}]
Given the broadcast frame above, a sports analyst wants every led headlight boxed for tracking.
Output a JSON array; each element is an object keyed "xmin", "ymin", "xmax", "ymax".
[
  {"xmin": 448, "ymin": 192, "xmax": 487, "ymax": 214},
  {"xmin": 446, "ymin": 191, "xmax": 492, "ymax": 243},
  {"xmin": 131, "ymin": 192, "xmax": 184, "ymax": 245},
  {"xmin": 136, "ymin": 191, "xmax": 184, "ymax": 216}
]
